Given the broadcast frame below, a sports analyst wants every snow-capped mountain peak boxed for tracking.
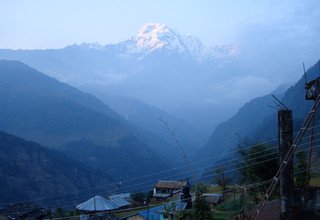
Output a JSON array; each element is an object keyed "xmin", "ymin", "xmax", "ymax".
[
  {"xmin": 133, "ymin": 23, "xmax": 186, "ymax": 53},
  {"xmin": 87, "ymin": 23, "xmax": 238, "ymax": 62},
  {"xmin": 72, "ymin": 23, "xmax": 238, "ymax": 62},
  {"xmin": 135, "ymin": 23, "xmax": 170, "ymax": 50},
  {"xmin": 120, "ymin": 23, "xmax": 238, "ymax": 61}
]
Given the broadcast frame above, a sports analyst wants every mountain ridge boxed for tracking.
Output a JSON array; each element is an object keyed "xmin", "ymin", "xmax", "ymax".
[
  {"xmin": 0, "ymin": 24, "xmax": 255, "ymax": 134},
  {"xmin": 198, "ymin": 84, "xmax": 288, "ymax": 160},
  {"xmin": 0, "ymin": 130, "xmax": 112, "ymax": 204},
  {"xmin": 0, "ymin": 59, "xmax": 168, "ymax": 181},
  {"xmin": 68, "ymin": 23, "xmax": 238, "ymax": 62}
]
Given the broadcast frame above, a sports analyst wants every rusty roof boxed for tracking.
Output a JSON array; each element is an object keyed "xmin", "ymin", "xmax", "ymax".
[
  {"xmin": 240, "ymin": 200, "xmax": 280, "ymax": 220},
  {"xmin": 154, "ymin": 180, "xmax": 187, "ymax": 189}
]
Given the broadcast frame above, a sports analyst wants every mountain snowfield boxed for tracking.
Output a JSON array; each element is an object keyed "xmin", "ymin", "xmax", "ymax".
[
  {"xmin": 114, "ymin": 23, "xmax": 238, "ymax": 61},
  {"xmin": 81, "ymin": 23, "xmax": 238, "ymax": 62}
]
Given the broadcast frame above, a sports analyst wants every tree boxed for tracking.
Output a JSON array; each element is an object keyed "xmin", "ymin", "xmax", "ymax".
[
  {"xmin": 131, "ymin": 192, "xmax": 145, "ymax": 206},
  {"xmin": 193, "ymin": 184, "xmax": 213, "ymax": 220},
  {"xmin": 130, "ymin": 191, "xmax": 153, "ymax": 206},
  {"xmin": 295, "ymin": 150, "xmax": 308, "ymax": 187},
  {"xmin": 238, "ymin": 143, "xmax": 278, "ymax": 183},
  {"xmin": 238, "ymin": 143, "xmax": 279, "ymax": 200},
  {"xmin": 214, "ymin": 166, "xmax": 231, "ymax": 191}
]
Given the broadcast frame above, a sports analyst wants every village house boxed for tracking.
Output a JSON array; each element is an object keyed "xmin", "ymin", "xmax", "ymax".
[{"xmin": 153, "ymin": 180, "xmax": 188, "ymax": 199}]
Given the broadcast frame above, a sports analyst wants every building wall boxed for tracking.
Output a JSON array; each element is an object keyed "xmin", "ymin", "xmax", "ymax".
[{"xmin": 293, "ymin": 187, "xmax": 320, "ymax": 219}]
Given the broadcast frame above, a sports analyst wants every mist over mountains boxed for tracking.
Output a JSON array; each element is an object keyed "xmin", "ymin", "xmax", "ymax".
[
  {"xmin": 0, "ymin": 23, "xmax": 274, "ymax": 135},
  {"xmin": 0, "ymin": 20, "xmax": 320, "ymax": 205},
  {"xmin": 0, "ymin": 60, "xmax": 170, "ymax": 182},
  {"xmin": 198, "ymin": 61, "xmax": 320, "ymax": 170}
]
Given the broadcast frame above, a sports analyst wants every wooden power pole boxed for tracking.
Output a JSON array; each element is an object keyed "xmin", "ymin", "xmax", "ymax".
[{"xmin": 278, "ymin": 110, "xmax": 294, "ymax": 219}]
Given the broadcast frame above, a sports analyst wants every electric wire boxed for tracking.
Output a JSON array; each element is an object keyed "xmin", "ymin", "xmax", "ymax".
[
  {"xmin": 16, "ymin": 140, "xmax": 320, "ymax": 210},
  {"xmin": 2, "ymin": 126, "xmax": 320, "ymax": 210}
]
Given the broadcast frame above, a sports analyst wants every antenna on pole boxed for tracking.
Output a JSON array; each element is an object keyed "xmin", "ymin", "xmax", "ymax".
[
  {"xmin": 303, "ymin": 62, "xmax": 307, "ymax": 85},
  {"xmin": 272, "ymin": 95, "xmax": 288, "ymax": 110}
]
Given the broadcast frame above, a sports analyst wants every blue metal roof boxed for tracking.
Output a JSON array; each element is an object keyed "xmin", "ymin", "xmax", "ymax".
[
  {"xmin": 164, "ymin": 201, "xmax": 187, "ymax": 212},
  {"xmin": 175, "ymin": 202, "xmax": 187, "ymax": 211},
  {"xmin": 139, "ymin": 205, "xmax": 164, "ymax": 220}
]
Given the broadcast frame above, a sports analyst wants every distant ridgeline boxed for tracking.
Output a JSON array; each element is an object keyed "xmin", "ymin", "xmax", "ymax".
[
  {"xmin": 197, "ymin": 60, "xmax": 320, "ymax": 180},
  {"xmin": 0, "ymin": 60, "xmax": 171, "ymax": 200},
  {"xmin": 0, "ymin": 130, "xmax": 111, "ymax": 204}
]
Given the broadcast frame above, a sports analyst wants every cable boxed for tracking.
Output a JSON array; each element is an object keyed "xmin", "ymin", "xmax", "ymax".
[
  {"xmin": 6, "ymin": 160, "xmax": 320, "ymax": 216},
  {"xmin": 46, "ymin": 141, "xmax": 320, "ymax": 209},
  {"xmin": 48, "ymin": 165, "xmax": 320, "ymax": 220},
  {"xmin": 37, "ymin": 141, "xmax": 320, "ymax": 209},
  {"xmin": 2, "ymin": 136, "xmax": 320, "ymax": 210},
  {"xmin": 2, "ymin": 129, "xmax": 320, "ymax": 209}
]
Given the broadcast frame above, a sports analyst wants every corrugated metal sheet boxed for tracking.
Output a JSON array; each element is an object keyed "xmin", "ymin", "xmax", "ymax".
[
  {"xmin": 76, "ymin": 195, "xmax": 131, "ymax": 212},
  {"xmin": 202, "ymin": 193, "xmax": 222, "ymax": 205},
  {"xmin": 138, "ymin": 205, "xmax": 164, "ymax": 220},
  {"xmin": 165, "ymin": 201, "xmax": 187, "ymax": 212},
  {"xmin": 77, "ymin": 195, "xmax": 117, "ymax": 211},
  {"xmin": 108, "ymin": 193, "xmax": 131, "ymax": 200},
  {"xmin": 175, "ymin": 202, "xmax": 187, "ymax": 211},
  {"xmin": 109, "ymin": 197, "xmax": 130, "ymax": 208}
]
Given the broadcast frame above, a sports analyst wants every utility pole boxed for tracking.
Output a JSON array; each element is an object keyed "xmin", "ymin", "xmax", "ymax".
[{"xmin": 278, "ymin": 110, "xmax": 294, "ymax": 220}]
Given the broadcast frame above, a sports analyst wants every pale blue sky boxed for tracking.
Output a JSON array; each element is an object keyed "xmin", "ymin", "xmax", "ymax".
[{"xmin": 1, "ymin": 0, "xmax": 315, "ymax": 49}]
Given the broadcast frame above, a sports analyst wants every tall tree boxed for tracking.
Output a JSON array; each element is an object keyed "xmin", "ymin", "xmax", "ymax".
[
  {"xmin": 238, "ymin": 144, "xmax": 278, "ymax": 184},
  {"xmin": 295, "ymin": 151, "xmax": 308, "ymax": 187},
  {"xmin": 193, "ymin": 184, "xmax": 213, "ymax": 220},
  {"xmin": 214, "ymin": 166, "xmax": 231, "ymax": 191},
  {"xmin": 238, "ymin": 143, "xmax": 279, "ymax": 200}
]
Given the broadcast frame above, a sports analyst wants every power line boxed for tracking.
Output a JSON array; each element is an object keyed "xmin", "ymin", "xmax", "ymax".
[
  {"xmin": 253, "ymin": 94, "xmax": 320, "ymax": 219},
  {"xmin": 8, "ymin": 163, "xmax": 319, "ymax": 217},
  {"xmin": 8, "ymin": 140, "xmax": 320, "ymax": 211},
  {"xmin": 1, "ymin": 124, "xmax": 319, "ymax": 209},
  {"xmin": 2, "ymin": 130, "xmax": 320, "ymax": 209}
]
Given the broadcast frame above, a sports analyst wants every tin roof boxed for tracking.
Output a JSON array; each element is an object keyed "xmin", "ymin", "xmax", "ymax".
[
  {"xmin": 202, "ymin": 193, "xmax": 222, "ymax": 204},
  {"xmin": 164, "ymin": 201, "xmax": 187, "ymax": 212},
  {"xmin": 154, "ymin": 180, "xmax": 187, "ymax": 189},
  {"xmin": 109, "ymin": 197, "xmax": 130, "ymax": 208},
  {"xmin": 138, "ymin": 205, "xmax": 164, "ymax": 220},
  {"xmin": 76, "ymin": 195, "xmax": 131, "ymax": 211},
  {"xmin": 108, "ymin": 193, "xmax": 131, "ymax": 200}
]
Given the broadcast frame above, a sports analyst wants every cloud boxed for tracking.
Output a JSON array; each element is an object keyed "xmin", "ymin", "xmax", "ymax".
[
  {"xmin": 206, "ymin": 75, "xmax": 276, "ymax": 104},
  {"xmin": 235, "ymin": 0, "xmax": 320, "ymax": 85}
]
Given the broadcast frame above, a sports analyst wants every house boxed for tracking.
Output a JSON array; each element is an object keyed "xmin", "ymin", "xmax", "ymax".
[
  {"xmin": 123, "ymin": 183, "xmax": 192, "ymax": 220},
  {"xmin": 153, "ymin": 180, "xmax": 188, "ymax": 199}
]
